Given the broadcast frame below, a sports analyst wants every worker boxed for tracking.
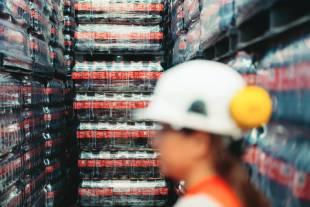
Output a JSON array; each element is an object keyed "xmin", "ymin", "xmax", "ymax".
[{"xmin": 136, "ymin": 60, "xmax": 272, "ymax": 207}]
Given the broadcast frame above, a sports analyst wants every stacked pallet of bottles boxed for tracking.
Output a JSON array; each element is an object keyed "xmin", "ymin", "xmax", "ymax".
[
  {"xmin": 43, "ymin": 79, "xmax": 76, "ymax": 207},
  {"xmin": 0, "ymin": 0, "xmax": 73, "ymax": 206},
  {"xmin": 21, "ymin": 76, "xmax": 47, "ymax": 207},
  {"xmin": 170, "ymin": 0, "xmax": 234, "ymax": 65},
  {"xmin": 72, "ymin": 0, "xmax": 168, "ymax": 206},
  {"xmin": 64, "ymin": 0, "xmax": 76, "ymax": 73},
  {"xmin": 230, "ymin": 36, "xmax": 310, "ymax": 207},
  {"xmin": 0, "ymin": 74, "xmax": 58, "ymax": 206},
  {"xmin": 0, "ymin": 0, "xmax": 45, "ymax": 205},
  {"xmin": 63, "ymin": 1, "xmax": 80, "ymax": 204},
  {"xmin": 44, "ymin": 79, "xmax": 70, "ymax": 207}
]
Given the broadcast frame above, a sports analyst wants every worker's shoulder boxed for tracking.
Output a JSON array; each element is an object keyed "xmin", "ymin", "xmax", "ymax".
[
  {"xmin": 174, "ymin": 194, "xmax": 222, "ymax": 207},
  {"xmin": 184, "ymin": 177, "xmax": 242, "ymax": 207}
]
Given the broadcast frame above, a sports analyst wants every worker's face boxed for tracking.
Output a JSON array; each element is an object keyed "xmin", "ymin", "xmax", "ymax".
[{"xmin": 153, "ymin": 124, "xmax": 209, "ymax": 180}]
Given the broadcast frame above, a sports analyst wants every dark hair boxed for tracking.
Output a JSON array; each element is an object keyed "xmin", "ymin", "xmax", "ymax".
[{"xmin": 209, "ymin": 135, "xmax": 270, "ymax": 207}]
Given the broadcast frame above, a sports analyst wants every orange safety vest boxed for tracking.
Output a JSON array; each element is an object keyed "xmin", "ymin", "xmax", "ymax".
[{"xmin": 185, "ymin": 176, "xmax": 243, "ymax": 207}]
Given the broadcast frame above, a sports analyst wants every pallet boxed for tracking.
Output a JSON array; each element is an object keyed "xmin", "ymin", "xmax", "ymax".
[
  {"xmin": 237, "ymin": 0, "xmax": 310, "ymax": 50},
  {"xmin": 200, "ymin": 30, "xmax": 238, "ymax": 61},
  {"xmin": 74, "ymin": 88, "xmax": 156, "ymax": 94},
  {"xmin": 196, "ymin": 0, "xmax": 310, "ymax": 62},
  {"xmin": 75, "ymin": 51, "xmax": 165, "ymax": 63}
]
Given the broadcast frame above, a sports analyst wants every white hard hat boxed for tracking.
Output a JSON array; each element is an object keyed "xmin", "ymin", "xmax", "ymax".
[{"xmin": 137, "ymin": 60, "xmax": 272, "ymax": 140}]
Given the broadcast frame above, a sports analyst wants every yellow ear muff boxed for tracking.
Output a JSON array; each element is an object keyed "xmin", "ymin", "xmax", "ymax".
[{"xmin": 230, "ymin": 86, "xmax": 272, "ymax": 129}]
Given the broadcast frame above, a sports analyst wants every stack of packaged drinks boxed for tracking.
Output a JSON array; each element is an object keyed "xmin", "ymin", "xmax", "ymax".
[
  {"xmin": 227, "ymin": 51, "xmax": 257, "ymax": 85},
  {"xmin": 227, "ymin": 33, "xmax": 310, "ymax": 207},
  {"xmin": 243, "ymin": 124, "xmax": 310, "ymax": 207},
  {"xmin": 72, "ymin": 61, "xmax": 162, "ymax": 92},
  {"xmin": 0, "ymin": 0, "xmax": 74, "ymax": 206},
  {"xmin": 74, "ymin": 0, "xmax": 165, "ymax": 53},
  {"xmin": 73, "ymin": 64, "xmax": 168, "ymax": 206},
  {"xmin": 73, "ymin": 0, "xmax": 168, "ymax": 206},
  {"xmin": 21, "ymin": 76, "xmax": 47, "ymax": 207},
  {"xmin": 44, "ymin": 80, "xmax": 66, "ymax": 206},
  {"xmin": 74, "ymin": 92, "xmax": 152, "ymax": 121},
  {"xmin": 0, "ymin": 0, "xmax": 33, "ymax": 71},
  {"xmin": 0, "ymin": 74, "xmax": 74, "ymax": 207},
  {"xmin": 77, "ymin": 122, "xmax": 159, "ymax": 150},
  {"xmin": 170, "ymin": 0, "xmax": 235, "ymax": 65},
  {"xmin": 64, "ymin": 0, "xmax": 76, "ymax": 73},
  {"xmin": 0, "ymin": 0, "xmax": 69, "ymax": 76},
  {"xmin": 44, "ymin": 79, "xmax": 73, "ymax": 207},
  {"xmin": 0, "ymin": 73, "xmax": 27, "ymax": 207}
]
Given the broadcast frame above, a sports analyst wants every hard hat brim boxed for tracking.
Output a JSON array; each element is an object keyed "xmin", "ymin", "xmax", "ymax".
[
  {"xmin": 135, "ymin": 99, "xmax": 182, "ymax": 124},
  {"xmin": 135, "ymin": 100, "xmax": 245, "ymax": 140}
]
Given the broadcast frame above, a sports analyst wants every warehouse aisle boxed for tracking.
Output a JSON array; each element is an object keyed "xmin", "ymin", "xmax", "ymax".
[{"xmin": 0, "ymin": 0, "xmax": 309, "ymax": 206}]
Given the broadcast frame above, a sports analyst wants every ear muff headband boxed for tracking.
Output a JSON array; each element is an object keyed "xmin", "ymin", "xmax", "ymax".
[{"xmin": 230, "ymin": 86, "xmax": 272, "ymax": 129}]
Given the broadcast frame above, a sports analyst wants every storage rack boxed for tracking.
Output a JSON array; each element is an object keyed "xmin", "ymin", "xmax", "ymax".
[
  {"xmin": 170, "ymin": 0, "xmax": 310, "ymax": 206},
  {"xmin": 170, "ymin": 0, "xmax": 310, "ymax": 63}
]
